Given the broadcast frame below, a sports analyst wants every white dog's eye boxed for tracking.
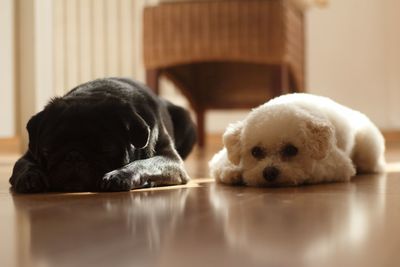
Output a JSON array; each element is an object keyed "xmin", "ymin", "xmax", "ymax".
[
  {"xmin": 251, "ymin": 146, "xmax": 266, "ymax": 159},
  {"xmin": 281, "ymin": 144, "xmax": 298, "ymax": 158}
]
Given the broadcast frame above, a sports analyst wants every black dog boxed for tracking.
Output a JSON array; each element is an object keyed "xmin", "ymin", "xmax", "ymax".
[{"xmin": 10, "ymin": 78, "xmax": 197, "ymax": 193}]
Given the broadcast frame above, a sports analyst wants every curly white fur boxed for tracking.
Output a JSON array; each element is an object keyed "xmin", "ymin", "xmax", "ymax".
[{"xmin": 209, "ymin": 93, "xmax": 386, "ymax": 186}]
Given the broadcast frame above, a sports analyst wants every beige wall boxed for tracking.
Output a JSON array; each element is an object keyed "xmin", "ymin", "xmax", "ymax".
[
  {"xmin": 384, "ymin": 0, "xmax": 400, "ymax": 129},
  {"xmin": 307, "ymin": 0, "xmax": 400, "ymax": 129}
]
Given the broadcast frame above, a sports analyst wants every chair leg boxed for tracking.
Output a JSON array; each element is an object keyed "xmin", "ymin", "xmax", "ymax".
[
  {"xmin": 280, "ymin": 64, "xmax": 290, "ymax": 94},
  {"xmin": 271, "ymin": 64, "xmax": 290, "ymax": 96},
  {"xmin": 196, "ymin": 108, "xmax": 205, "ymax": 147},
  {"xmin": 146, "ymin": 69, "xmax": 160, "ymax": 94}
]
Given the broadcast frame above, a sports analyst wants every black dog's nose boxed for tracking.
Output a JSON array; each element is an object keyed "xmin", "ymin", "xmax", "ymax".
[
  {"xmin": 263, "ymin": 166, "xmax": 280, "ymax": 181},
  {"xmin": 65, "ymin": 151, "xmax": 85, "ymax": 163}
]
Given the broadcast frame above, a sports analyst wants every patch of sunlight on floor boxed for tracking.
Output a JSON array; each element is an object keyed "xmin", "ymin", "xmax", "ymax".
[{"xmin": 386, "ymin": 162, "xmax": 400, "ymax": 173}]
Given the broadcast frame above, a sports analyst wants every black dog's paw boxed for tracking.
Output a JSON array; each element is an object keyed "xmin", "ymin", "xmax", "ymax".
[
  {"xmin": 138, "ymin": 167, "xmax": 190, "ymax": 187},
  {"xmin": 12, "ymin": 170, "xmax": 48, "ymax": 193},
  {"xmin": 100, "ymin": 170, "xmax": 134, "ymax": 192},
  {"xmin": 178, "ymin": 168, "xmax": 190, "ymax": 184}
]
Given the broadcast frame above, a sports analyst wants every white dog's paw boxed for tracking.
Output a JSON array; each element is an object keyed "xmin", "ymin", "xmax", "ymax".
[
  {"xmin": 217, "ymin": 168, "xmax": 243, "ymax": 185},
  {"xmin": 209, "ymin": 149, "xmax": 244, "ymax": 185},
  {"xmin": 330, "ymin": 152, "xmax": 357, "ymax": 182},
  {"xmin": 342, "ymin": 165, "xmax": 357, "ymax": 182},
  {"xmin": 339, "ymin": 153, "xmax": 357, "ymax": 182}
]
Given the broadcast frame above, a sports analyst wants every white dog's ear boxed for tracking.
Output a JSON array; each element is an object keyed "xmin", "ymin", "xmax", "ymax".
[
  {"xmin": 223, "ymin": 121, "xmax": 244, "ymax": 165},
  {"xmin": 304, "ymin": 119, "xmax": 334, "ymax": 160}
]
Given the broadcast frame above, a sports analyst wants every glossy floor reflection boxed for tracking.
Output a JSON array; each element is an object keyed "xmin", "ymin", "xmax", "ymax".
[{"xmin": 1, "ymin": 143, "xmax": 400, "ymax": 266}]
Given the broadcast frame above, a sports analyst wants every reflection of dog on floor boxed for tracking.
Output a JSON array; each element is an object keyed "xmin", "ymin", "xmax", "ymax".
[
  {"xmin": 209, "ymin": 174, "xmax": 387, "ymax": 266},
  {"xmin": 210, "ymin": 93, "xmax": 385, "ymax": 186},
  {"xmin": 12, "ymin": 188, "xmax": 190, "ymax": 266}
]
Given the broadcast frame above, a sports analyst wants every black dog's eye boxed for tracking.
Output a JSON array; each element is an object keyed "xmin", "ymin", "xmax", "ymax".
[
  {"xmin": 251, "ymin": 146, "xmax": 266, "ymax": 159},
  {"xmin": 282, "ymin": 144, "xmax": 298, "ymax": 158}
]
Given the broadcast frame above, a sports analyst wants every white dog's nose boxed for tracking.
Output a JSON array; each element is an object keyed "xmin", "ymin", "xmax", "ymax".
[{"xmin": 263, "ymin": 166, "xmax": 280, "ymax": 181}]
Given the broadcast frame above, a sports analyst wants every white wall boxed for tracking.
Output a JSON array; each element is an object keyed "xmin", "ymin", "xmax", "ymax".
[
  {"xmin": 307, "ymin": 0, "xmax": 400, "ymax": 129},
  {"xmin": 0, "ymin": 0, "xmax": 15, "ymax": 138}
]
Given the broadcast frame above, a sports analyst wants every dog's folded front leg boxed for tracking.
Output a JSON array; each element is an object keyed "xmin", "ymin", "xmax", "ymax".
[
  {"xmin": 100, "ymin": 157, "xmax": 189, "ymax": 191},
  {"xmin": 100, "ymin": 137, "xmax": 189, "ymax": 191}
]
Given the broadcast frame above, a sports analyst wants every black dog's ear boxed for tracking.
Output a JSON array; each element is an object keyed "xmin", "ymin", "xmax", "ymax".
[
  {"xmin": 128, "ymin": 112, "xmax": 150, "ymax": 149},
  {"xmin": 26, "ymin": 110, "xmax": 46, "ymax": 157}
]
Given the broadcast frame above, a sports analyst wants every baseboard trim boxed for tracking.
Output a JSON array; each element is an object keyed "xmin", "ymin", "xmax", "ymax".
[{"xmin": 0, "ymin": 136, "xmax": 22, "ymax": 154}]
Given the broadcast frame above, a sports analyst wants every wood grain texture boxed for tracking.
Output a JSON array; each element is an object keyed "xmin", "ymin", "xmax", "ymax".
[{"xmin": 0, "ymin": 138, "xmax": 400, "ymax": 267}]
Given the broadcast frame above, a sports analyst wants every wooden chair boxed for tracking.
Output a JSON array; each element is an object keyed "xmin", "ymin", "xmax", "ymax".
[{"xmin": 143, "ymin": 0, "xmax": 306, "ymax": 146}]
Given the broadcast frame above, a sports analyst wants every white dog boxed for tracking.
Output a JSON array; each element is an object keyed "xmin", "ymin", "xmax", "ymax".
[{"xmin": 209, "ymin": 93, "xmax": 386, "ymax": 186}]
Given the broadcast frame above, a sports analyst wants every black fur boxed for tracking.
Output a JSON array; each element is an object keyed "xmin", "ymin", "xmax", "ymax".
[{"xmin": 9, "ymin": 78, "xmax": 197, "ymax": 193}]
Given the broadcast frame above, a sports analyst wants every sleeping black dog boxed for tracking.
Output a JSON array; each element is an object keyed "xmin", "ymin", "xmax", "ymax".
[{"xmin": 9, "ymin": 78, "xmax": 197, "ymax": 193}]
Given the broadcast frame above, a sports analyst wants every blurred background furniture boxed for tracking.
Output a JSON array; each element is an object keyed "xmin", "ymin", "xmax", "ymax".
[{"xmin": 143, "ymin": 0, "xmax": 306, "ymax": 146}]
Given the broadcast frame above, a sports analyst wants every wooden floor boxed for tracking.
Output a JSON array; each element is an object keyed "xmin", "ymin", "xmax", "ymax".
[{"xmin": 1, "ymin": 138, "xmax": 400, "ymax": 267}]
